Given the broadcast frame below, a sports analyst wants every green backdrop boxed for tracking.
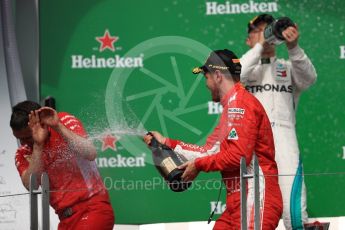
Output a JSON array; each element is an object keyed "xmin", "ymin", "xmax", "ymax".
[{"xmin": 39, "ymin": 0, "xmax": 345, "ymax": 224}]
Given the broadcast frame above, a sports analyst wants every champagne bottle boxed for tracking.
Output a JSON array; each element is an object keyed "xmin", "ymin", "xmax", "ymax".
[
  {"xmin": 148, "ymin": 133, "xmax": 191, "ymax": 192},
  {"xmin": 264, "ymin": 17, "xmax": 295, "ymax": 45}
]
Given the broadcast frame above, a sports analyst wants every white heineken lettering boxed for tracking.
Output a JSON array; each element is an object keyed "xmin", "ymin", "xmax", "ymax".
[
  {"xmin": 96, "ymin": 154, "xmax": 146, "ymax": 168},
  {"xmin": 206, "ymin": 1, "xmax": 278, "ymax": 15},
  {"xmin": 83, "ymin": 57, "xmax": 92, "ymax": 68},
  {"xmin": 210, "ymin": 201, "xmax": 226, "ymax": 214},
  {"xmin": 340, "ymin": 46, "xmax": 345, "ymax": 59},
  {"xmin": 71, "ymin": 54, "xmax": 144, "ymax": 69},
  {"xmin": 107, "ymin": 58, "xmax": 115, "ymax": 67},
  {"xmin": 208, "ymin": 101, "xmax": 223, "ymax": 114},
  {"xmin": 241, "ymin": 3, "xmax": 250, "ymax": 13},
  {"xmin": 342, "ymin": 146, "xmax": 345, "ymax": 159},
  {"xmin": 71, "ymin": 55, "xmax": 83, "ymax": 68}
]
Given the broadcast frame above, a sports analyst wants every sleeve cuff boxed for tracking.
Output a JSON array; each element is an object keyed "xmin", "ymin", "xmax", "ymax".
[
  {"xmin": 194, "ymin": 155, "xmax": 212, "ymax": 171},
  {"xmin": 194, "ymin": 157, "xmax": 203, "ymax": 171},
  {"xmin": 253, "ymin": 43, "xmax": 264, "ymax": 54},
  {"xmin": 288, "ymin": 45, "xmax": 304, "ymax": 60}
]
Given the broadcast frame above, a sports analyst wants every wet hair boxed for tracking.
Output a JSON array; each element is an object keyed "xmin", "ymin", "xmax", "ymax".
[{"xmin": 10, "ymin": 100, "xmax": 41, "ymax": 130}]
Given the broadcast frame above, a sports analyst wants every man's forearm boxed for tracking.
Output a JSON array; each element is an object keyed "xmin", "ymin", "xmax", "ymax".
[
  {"xmin": 288, "ymin": 45, "xmax": 317, "ymax": 89},
  {"xmin": 240, "ymin": 43, "xmax": 263, "ymax": 82},
  {"xmin": 54, "ymin": 122, "xmax": 97, "ymax": 160},
  {"xmin": 21, "ymin": 144, "xmax": 44, "ymax": 190}
]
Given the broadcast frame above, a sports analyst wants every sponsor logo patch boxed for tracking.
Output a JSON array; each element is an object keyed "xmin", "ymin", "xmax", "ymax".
[
  {"xmin": 228, "ymin": 108, "xmax": 245, "ymax": 114},
  {"xmin": 228, "ymin": 128, "xmax": 239, "ymax": 140},
  {"xmin": 245, "ymin": 84, "xmax": 293, "ymax": 94},
  {"xmin": 228, "ymin": 114, "xmax": 243, "ymax": 120},
  {"xmin": 276, "ymin": 63, "xmax": 287, "ymax": 78}
]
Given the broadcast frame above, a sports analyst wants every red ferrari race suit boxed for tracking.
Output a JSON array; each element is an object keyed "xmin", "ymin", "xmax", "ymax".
[
  {"xmin": 165, "ymin": 83, "xmax": 283, "ymax": 229},
  {"xmin": 15, "ymin": 112, "xmax": 114, "ymax": 230}
]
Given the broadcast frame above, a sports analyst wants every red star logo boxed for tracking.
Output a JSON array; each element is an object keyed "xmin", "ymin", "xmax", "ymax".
[
  {"xmin": 96, "ymin": 30, "xmax": 118, "ymax": 52},
  {"xmin": 101, "ymin": 134, "xmax": 117, "ymax": 151}
]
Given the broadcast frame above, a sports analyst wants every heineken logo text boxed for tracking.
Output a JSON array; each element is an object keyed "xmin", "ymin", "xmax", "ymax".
[
  {"xmin": 210, "ymin": 201, "xmax": 226, "ymax": 214},
  {"xmin": 340, "ymin": 46, "xmax": 345, "ymax": 59},
  {"xmin": 96, "ymin": 153, "xmax": 146, "ymax": 168},
  {"xmin": 206, "ymin": 1, "xmax": 278, "ymax": 15},
  {"xmin": 208, "ymin": 102, "xmax": 223, "ymax": 115},
  {"xmin": 71, "ymin": 54, "xmax": 144, "ymax": 69}
]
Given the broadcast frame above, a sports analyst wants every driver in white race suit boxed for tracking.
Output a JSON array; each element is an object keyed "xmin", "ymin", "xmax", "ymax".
[{"xmin": 240, "ymin": 14, "xmax": 317, "ymax": 230}]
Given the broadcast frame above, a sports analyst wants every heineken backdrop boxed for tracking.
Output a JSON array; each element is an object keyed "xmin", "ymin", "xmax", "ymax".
[{"xmin": 39, "ymin": 0, "xmax": 345, "ymax": 224}]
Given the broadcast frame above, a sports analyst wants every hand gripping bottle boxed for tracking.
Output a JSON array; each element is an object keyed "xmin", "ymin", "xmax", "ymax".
[
  {"xmin": 148, "ymin": 133, "xmax": 191, "ymax": 192},
  {"xmin": 264, "ymin": 17, "xmax": 295, "ymax": 45}
]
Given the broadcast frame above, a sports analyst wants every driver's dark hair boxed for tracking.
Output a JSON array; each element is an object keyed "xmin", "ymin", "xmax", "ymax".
[
  {"xmin": 207, "ymin": 70, "xmax": 241, "ymax": 82},
  {"xmin": 223, "ymin": 72, "xmax": 241, "ymax": 82},
  {"xmin": 10, "ymin": 100, "xmax": 41, "ymax": 130}
]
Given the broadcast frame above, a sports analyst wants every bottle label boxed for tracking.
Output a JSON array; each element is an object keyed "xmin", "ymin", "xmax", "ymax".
[
  {"xmin": 160, "ymin": 157, "xmax": 178, "ymax": 175},
  {"xmin": 264, "ymin": 21, "xmax": 284, "ymax": 45}
]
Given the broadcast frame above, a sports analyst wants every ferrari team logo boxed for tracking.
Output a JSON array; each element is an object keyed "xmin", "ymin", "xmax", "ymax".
[{"xmin": 96, "ymin": 29, "xmax": 119, "ymax": 52}]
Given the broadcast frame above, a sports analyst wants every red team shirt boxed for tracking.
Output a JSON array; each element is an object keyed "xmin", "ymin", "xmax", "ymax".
[
  {"xmin": 165, "ymin": 83, "xmax": 283, "ymax": 229},
  {"xmin": 15, "ymin": 112, "xmax": 107, "ymax": 213}
]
